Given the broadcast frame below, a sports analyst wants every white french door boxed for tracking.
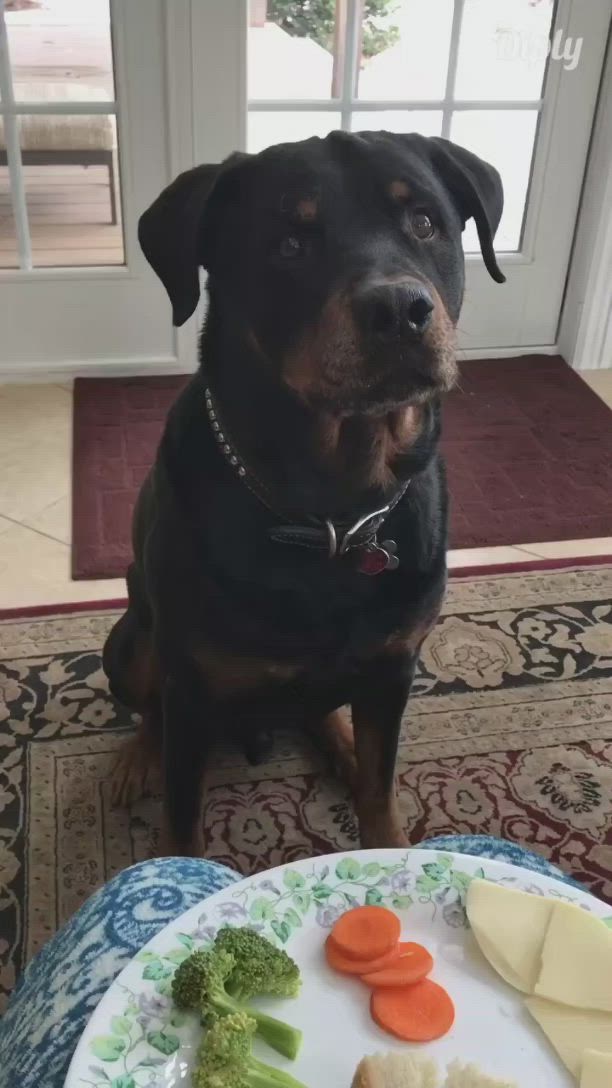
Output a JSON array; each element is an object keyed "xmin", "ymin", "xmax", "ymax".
[
  {"xmin": 190, "ymin": 0, "xmax": 612, "ymax": 353},
  {"xmin": 0, "ymin": 0, "xmax": 609, "ymax": 374},
  {"xmin": 0, "ymin": 0, "xmax": 188, "ymax": 374}
]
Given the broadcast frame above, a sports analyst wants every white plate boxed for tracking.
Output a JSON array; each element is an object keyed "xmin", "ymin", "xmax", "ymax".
[{"xmin": 65, "ymin": 849, "xmax": 612, "ymax": 1088}]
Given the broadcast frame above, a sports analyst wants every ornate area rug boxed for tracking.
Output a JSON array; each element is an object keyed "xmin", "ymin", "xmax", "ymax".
[{"xmin": 1, "ymin": 564, "xmax": 612, "ymax": 1010}]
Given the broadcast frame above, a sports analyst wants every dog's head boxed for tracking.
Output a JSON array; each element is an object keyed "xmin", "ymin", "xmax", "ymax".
[{"xmin": 139, "ymin": 131, "xmax": 504, "ymax": 414}]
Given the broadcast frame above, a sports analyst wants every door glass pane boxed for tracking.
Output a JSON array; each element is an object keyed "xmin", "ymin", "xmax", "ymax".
[
  {"xmin": 6, "ymin": 0, "xmax": 114, "ymax": 101},
  {"xmin": 450, "ymin": 110, "xmax": 538, "ymax": 252},
  {"xmin": 0, "ymin": 0, "xmax": 125, "ymax": 269},
  {"xmin": 248, "ymin": 111, "xmax": 342, "ymax": 153},
  {"xmin": 351, "ymin": 110, "xmax": 443, "ymax": 137},
  {"xmin": 0, "ymin": 174, "xmax": 18, "ymax": 268},
  {"xmin": 357, "ymin": 0, "xmax": 454, "ymax": 101},
  {"xmin": 248, "ymin": 0, "xmax": 336, "ymax": 100},
  {"xmin": 454, "ymin": 0, "xmax": 555, "ymax": 101},
  {"xmin": 11, "ymin": 113, "xmax": 124, "ymax": 267}
]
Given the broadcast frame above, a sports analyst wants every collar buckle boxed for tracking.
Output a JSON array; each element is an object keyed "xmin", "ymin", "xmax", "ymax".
[
  {"xmin": 338, "ymin": 504, "xmax": 391, "ymax": 556},
  {"xmin": 325, "ymin": 519, "xmax": 338, "ymax": 559}
]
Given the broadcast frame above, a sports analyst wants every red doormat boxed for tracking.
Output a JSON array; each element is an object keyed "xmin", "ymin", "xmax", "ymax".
[{"xmin": 72, "ymin": 356, "xmax": 612, "ymax": 580}]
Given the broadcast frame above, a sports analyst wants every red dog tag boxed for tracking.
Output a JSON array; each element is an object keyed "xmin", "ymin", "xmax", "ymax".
[{"xmin": 355, "ymin": 540, "xmax": 399, "ymax": 575}]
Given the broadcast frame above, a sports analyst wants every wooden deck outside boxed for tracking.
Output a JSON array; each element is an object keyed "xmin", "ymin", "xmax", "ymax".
[{"xmin": 0, "ymin": 162, "xmax": 124, "ymax": 268}]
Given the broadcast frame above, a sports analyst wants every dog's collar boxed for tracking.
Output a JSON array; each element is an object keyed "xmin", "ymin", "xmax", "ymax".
[{"xmin": 204, "ymin": 382, "xmax": 410, "ymax": 574}]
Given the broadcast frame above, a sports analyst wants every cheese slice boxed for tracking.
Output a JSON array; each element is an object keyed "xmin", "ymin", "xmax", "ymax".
[
  {"xmin": 473, "ymin": 931, "xmax": 530, "ymax": 992},
  {"xmin": 466, "ymin": 879, "xmax": 553, "ymax": 993},
  {"xmin": 525, "ymin": 996, "xmax": 612, "ymax": 1078},
  {"xmin": 581, "ymin": 1050, "xmax": 612, "ymax": 1088},
  {"xmin": 535, "ymin": 901, "xmax": 612, "ymax": 1012}
]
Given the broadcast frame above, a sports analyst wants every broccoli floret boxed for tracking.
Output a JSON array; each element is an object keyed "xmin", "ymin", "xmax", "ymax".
[
  {"xmin": 193, "ymin": 1011, "xmax": 307, "ymax": 1088},
  {"xmin": 215, "ymin": 927, "xmax": 301, "ymax": 1000},
  {"xmin": 172, "ymin": 948, "xmax": 302, "ymax": 1060},
  {"xmin": 171, "ymin": 947, "xmax": 229, "ymax": 1011}
]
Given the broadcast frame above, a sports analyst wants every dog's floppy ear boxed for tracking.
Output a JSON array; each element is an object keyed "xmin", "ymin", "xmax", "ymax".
[
  {"xmin": 138, "ymin": 154, "xmax": 248, "ymax": 326},
  {"xmin": 138, "ymin": 165, "xmax": 219, "ymax": 326},
  {"xmin": 427, "ymin": 136, "xmax": 506, "ymax": 284}
]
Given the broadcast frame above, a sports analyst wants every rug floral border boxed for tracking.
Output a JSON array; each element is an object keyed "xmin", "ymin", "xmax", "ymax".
[{"xmin": 1, "ymin": 564, "xmax": 612, "ymax": 1012}]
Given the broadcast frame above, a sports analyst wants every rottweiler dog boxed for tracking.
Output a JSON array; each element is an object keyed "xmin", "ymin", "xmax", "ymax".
[{"xmin": 103, "ymin": 130, "xmax": 504, "ymax": 857}]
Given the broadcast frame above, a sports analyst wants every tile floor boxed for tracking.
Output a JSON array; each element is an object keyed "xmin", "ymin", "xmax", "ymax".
[{"xmin": 0, "ymin": 372, "xmax": 611, "ymax": 610}]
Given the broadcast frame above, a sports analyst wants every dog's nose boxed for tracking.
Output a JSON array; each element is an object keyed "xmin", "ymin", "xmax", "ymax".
[
  {"xmin": 354, "ymin": 282, "xmax": 434, "ymax": 340},
  {"xmin": 404, "ymin": 286, "xmax": 435, "ymax": 336}
]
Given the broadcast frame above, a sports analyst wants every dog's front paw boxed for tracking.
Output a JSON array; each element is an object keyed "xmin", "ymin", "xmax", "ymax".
[
  {"xmin": 315, "ymin": 708, "xmax": 358, "ymax": 790},
  {"xmin": 358, "ymin": 801, "xmax": 409, "ymax": 850},
  {"xmin": 242, "ymin": 727, "xmax": 274, "ymax": 766},
  {"xmin": 158, "ymin": 826, "xmax": 206, "ymax": 859},
  {"xmin": 110, "ymin": 731, "xmax": 160, "ymax": 807},
  {"xmin": 360, "ymin": 826, "xmax": 410, "ymax": 850}
]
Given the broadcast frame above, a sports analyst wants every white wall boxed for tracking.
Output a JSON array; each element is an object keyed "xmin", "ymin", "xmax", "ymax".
[{"xmin": 559, "ymin": 31, "xmax": 612, "ymax": 369}]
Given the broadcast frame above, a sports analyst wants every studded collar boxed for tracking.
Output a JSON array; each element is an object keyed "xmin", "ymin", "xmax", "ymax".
[{"xmin": 204, "ymin": 380, "xmax": 410, "ymax": 574}]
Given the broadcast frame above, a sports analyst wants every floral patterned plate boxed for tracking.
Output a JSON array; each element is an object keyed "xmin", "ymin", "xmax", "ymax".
[{"xmin": 65, "ymin": 849, "xmax": 612, "ymax": 1088}]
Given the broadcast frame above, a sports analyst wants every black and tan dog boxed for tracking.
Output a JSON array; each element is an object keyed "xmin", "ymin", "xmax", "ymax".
[{"xmin": 103, "ymin": 130, "xmax": 504, "ymax": 856}]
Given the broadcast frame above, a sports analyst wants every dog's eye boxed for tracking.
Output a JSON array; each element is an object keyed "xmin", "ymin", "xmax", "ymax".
[
  {"xmin": 279, "ymin": 235, "xmax": 302, "ymax": 258},
  {"xmin": 411, "ymin": 212, "xmax": 435, "ymax": 240}
]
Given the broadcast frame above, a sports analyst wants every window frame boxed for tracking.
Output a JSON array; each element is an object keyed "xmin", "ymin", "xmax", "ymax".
[
  {"xmin": 246, "ymin": 0, "xmax": 560, "ymax": 258},
  {"xmin": 0, "ymin": 0, "xmax": 123, "ymax": 272}
]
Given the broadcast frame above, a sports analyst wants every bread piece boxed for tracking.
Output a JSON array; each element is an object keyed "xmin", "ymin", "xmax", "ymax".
[
  {"xmin": 444, "ymin": 1059, "xmax": 517, "ymax": 1087},
  {"xmin": 351, "ymin": 1054, "xmax": 518, "ymax": 1088},
  {"xmin": 351, "ymin": 1052, "xmax": 440, "ymax": 1088}
]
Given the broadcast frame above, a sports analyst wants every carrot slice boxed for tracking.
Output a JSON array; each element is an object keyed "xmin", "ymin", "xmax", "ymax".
[
  {"xmin": 330, "ymin": 906, "xmax": 401, "ymax": 961},
  {"xmin": 371, "ymin": 978, "xmax": 455, "ymax": 1042},
  {"xmin": 325, "ymin": 936, "xmax": 402, "ymax": 976},
  {"xmin": 361, "ymin": 942, "xmax": 434, "ymax": 987}
]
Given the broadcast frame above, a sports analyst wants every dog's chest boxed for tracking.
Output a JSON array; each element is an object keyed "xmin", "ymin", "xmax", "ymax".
[{"xmin": 190, "ymin": 575, "xmax": 421, "ymax": 701}]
